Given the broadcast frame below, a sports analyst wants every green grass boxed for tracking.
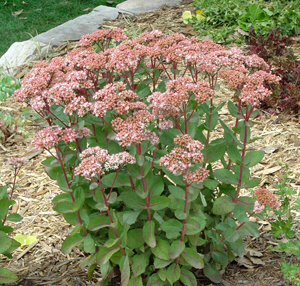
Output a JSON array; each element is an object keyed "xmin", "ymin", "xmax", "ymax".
[{"xmin": 0, "ymin": 0, "xmax": 126, "ymax": 57}]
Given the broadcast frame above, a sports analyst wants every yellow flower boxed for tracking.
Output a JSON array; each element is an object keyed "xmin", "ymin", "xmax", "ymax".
[
  {"xmin": 196, "ymin": 10, "xmax": 205, "ymax": 21},
  {"xmin": 182, "ymin": 11, "xmax": 192, "ymax": 24}
]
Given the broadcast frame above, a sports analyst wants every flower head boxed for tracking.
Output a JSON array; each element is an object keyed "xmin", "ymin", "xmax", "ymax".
[
  {"xmin": 253, "ymin": 188, "xmax": 280, "ymax": 209},
  {"xmin": 6, "ymin": 157, "xmax": 28, "ymax": 168}
]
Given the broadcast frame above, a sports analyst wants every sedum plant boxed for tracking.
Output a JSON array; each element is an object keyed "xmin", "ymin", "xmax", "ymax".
[{"xmin": 14, "ymin": 29, "xmax": 280, "ymax": 285}]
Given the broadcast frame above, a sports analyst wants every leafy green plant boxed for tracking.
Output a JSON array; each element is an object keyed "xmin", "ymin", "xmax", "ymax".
[
  {"xmin": 0, "ymin": 71, "xmax": 29, "ymax": 143},
  {"xmin": 14, "ymin": 28, "xmax": 281, "ymax": 285},
  {"xmin": 261, "ymin": 165, "xmax": 300, "ymax": 286},
  {"xmin": 0, "ymin": 70, "xmax": 20, "ymax": 101},
  {"xmin": 188, "ymin": 0, "xmax": 300, "ymax": 44},
  {"xmin": 0, "ymin": 158, "xmax": 27, "ymax": 284}
]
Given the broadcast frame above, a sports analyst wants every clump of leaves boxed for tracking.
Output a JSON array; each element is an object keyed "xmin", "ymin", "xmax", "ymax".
[
  {"xmin": 246, "ymin": 27, "xmax": 300, "ymax": 114},
  {"xmin": 0, "ymin": 71, "xmax": 29, "ymax": 143},
  {"xmin": 0, "ymin": 71, "xmax": 20, "ymax": 101},
  {"xmin": 266, "ymin": 165, "xmax": 300, "ymax": 286},
  {"xmin": 0, "ymin": 158, "xmax": 27, "ymax": 284},
  {"xmin": 189, "ymin": 0, "xmax": 300, "ymax": 44}
]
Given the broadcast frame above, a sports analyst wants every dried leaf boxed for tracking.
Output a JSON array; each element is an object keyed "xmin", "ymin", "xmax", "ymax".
[
  {"xmin": 12, "ymin": 9, "xmax": 23, "ymax": 16},
  {"xmin": 260, "ymin": 145, "xmax": 280, "ymax": 154}
]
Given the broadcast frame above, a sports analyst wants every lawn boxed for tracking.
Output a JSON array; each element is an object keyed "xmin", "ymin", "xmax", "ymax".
[{"xmin": 0, "ymin": 0, "xmax": 125, "ymax": 57}]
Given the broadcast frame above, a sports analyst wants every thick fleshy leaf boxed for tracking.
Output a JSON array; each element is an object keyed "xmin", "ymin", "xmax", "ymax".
[
  {"xmin": 122, "ymin": 210, "xmax": 142, "ymax": 225},
  {"xmin": 185, "ymin": 218, "xmax": 202, "ymax": 235},
  {"xmin": 203, "ymin": 264, "xmax": 222, "ymax": 283},
  {"xmin": 234, "ymin": 204, "xmax": 248, "ymax": 223},
  {"xmin": 61, "ymin": 233, "xmax": 85, "ymax": 253},
  {"xmin": 0, "ymin": 231, "xmax": 12, "ymax": 253},
  {"xmin": 121, "ymin": 255, "xmax": 130, "ymax": 286},
  {"xmin": 96, "ymin": 246, "xmax": 120, "ymax": 265},
  {"xmin": 244, "ymin": 150, "xmax": 264, "ymax": 167},
  {"xmin": 84, "ymin": 234, "xmax": 96, "ymax": 254},
  {"xmin": 168, "ymin": 185, "xmax": 185, "ymax": 201},
  {"xmin": 226, "ymin": 239, "xmax": 245, "ymax": 257},
  {"xmin": 227, "ymin": 143, "xmax": 242, "ymax": 163},
  {"xmin": 212, "ymin": 196, "xmax": 235, "ymax": 215},
  {"xmin": 73, "ymin": 187, "xmax": 85, "ymax": 211},
  {"xmin": 169, "ymin": 240, "xmax": 185, "ymax": 259},
  {"xmin": 158, "ymin": 268, "xmax": 167, "ymax": 281},
  {"xmin": 214, "ymin": 169, "xmax": 238, "ymax": 185},
  {"xmin": 166, "ymin": 263, "xmax": 181, "ymax": 285},
  {"xmin": 127, "ymin": 229, "xmax": 144, "ymax": 249},
  {"xmin": 102, "ymin": 172, "xmax": 132, "ymax": 188},
  {"xmin": 161, "ymin": 219, "xmax": 182, "ymax": 239},
  {"xmin": 6, "ymin": 213, "xmax": 22, "ymax": 222},
  {"xmin": 149, "ymin": 175, "xmax": 164, "ymax": 197},
  {"xmin": 88, "ymin": 264, "xmax": 96, "ymax": 282},
  {"xmin": 181, "ymin": 248, "xmax": 204, "ymax": 269},
  {"xmin": 0, "ymin": 267, "xmax": 18, "ymax": 283},
  {"xmin": 149, "ymin": 196, "xmax": 170, "ymax": 211},
  {"xmin": 0, "ymin": 198, "xmax": 9, "ymax": 220},
  {"xmin": 212, "ymin": 251, "xmax": 229, "ymax": 268},
  {"xmin": 203, "ymin": 179, "xmax": 219, "ymax": 190},
  {"xmin": 132, "ymin": 251, "xmax": 150, "ymax": 277},
  {"xmin": 180, "ymin": 268, "xmax": 197, "ymax": 286},
  {"xmin": 146, "ymin": 273, "xmax": 165, "ymax": 286},
  {"xmin": 143, "ymin": 220, "xmax": 156, "ymax": 248},
  {"xmin": 151, "ymin": 238, "xmax": 170, "ymax": 260},
  {"xmin": 153, "ymin": 257, "xmax": 172, "ymax": 269},
  {"xmin": 129, "ymin": 275, "xmax": 143, "ymax": 286},
  {"xmin": 242, "ymin": 221, "xmax": 260, "ymax": 237},
  {"xmin": 206, "ymin": 139, "xmax": 227, "ymax": 163},
  {"xmin": 121, "ymin": 192, "xmax": 146, "ymax": 210},
  {"xmin": 0, "ymin": 186, "xmax": 7, "ymax": 200},
  {"xmin": 88, "ymin": 216, "xmax": 111, "ymax": 231}
]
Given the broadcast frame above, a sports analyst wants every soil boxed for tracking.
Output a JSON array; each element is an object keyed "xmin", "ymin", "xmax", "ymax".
[{"xmin": 0, "ymin": 0, "xmax": 299, "ymax": 285}]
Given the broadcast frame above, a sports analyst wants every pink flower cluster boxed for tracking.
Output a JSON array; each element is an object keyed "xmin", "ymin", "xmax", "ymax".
[
  {"xmin": 32, "ymin": 126, "xmax": 91, "ymax": 148},
  {"xmin": 112, "ymin": 110, "xmax": 158, "ymax": 146},
  {"xmin": 160, "ymin": 135, "xmax": 208, "ymax": 182},
  {"xmin": 253, "ymin": 200, "xmax": 265, "ymax": 214},
  {"xmin": 253, "ymin": 187, "xmax": 281, "ymax": 209},
  {"xmin": 148, "ymin": 77, "xmax": 214, "ymax": 118},
  {"xmin": 74, "ymin": 147, "xmax": 135, "ymax": 180},
  {"xmin": 78, "ymin": 28, "xmax": 127, "ymax": 47},
  {"xmin": 6, "ymin": 157, "xmax": 28, "ymax": 168}
]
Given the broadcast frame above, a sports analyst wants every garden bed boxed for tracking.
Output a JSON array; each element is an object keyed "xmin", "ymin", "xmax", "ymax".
[{"xmin": 0, "ymin": 0, "xmax": 300, "ymax": 285}]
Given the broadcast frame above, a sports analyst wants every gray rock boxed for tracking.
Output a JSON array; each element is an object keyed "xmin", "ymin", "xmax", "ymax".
[
  {"xmin": 117, "ymin": 0, "xmax": 182, "ymax": 14},
  {"xmin": 33, "ymin": 6, "xmax": 120, "ymax": 46},
  {"xmin": 0, "ymin": 40, "xmax": 51, "ymax": 76}
]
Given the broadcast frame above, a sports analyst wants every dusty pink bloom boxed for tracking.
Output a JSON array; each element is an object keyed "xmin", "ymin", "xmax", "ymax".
[
  {"xmin": 104, "ymin": 152, "xmax": 136, "ymax": 171},
  {"xmin": 78, "ymin": 28, "xmax": 127, "ymax": 47},
  {"xmin": 31, "ymin": 126, "xmax": 63, "ymax": 149},
  {"xmin": 75, "ymin": 147, "xmax": 135, "ymax": 180},
  {"xmin": 14, "ymin": 68, "xmax": 52, "ymax": 102},
  {"xmin": 184, "ymin": 168, "xmax": 209, "ymax": 183},
  {"xmin": 48, "ymin": 83, "xmax": 77, "ymax": 104},
  {"xmin": 112, "ymin": 110, "xmax": 158, "ymax": 146},
  {"xmin": 30, "ymin": 96, "xmax": 46, "ymax": 111},
  {"xmin": 254, "ymin": 188, "xmax": 281, "ymax": 209},
  {"xmin": 219, "ymin": 69, "xmax": 246, "ymax": 90},
  {"xmin": 253, "ymin": 200, "xmax": 265, "ymax": 214},
  {"xmin": 240, "ymin": 71, "xmax": 280, "ymax": 106},
  {"xmin": 6, "ymin": 157, "xmax": 28, "ymax": 168},
  {"xmin": 61, "ymin": 127, "xmax": 92, "ymax": 143},
  {"xmin": 159, "ymin": 135, "xmax": 205, "ymax": 175},
  {"xmin": 64, "ymin": 96, "xmax": 92, "ymax": 116},
  {"xmin": 105, "ymin": 41, "xmax": 147, "ymax": 72},
  {"xmin": 148, "ymin": 77, "xmax": 213, "ymax": 118},
  {"xmin": 158, "ymin": 119, "xmax": 173, "ymax": 130}
]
